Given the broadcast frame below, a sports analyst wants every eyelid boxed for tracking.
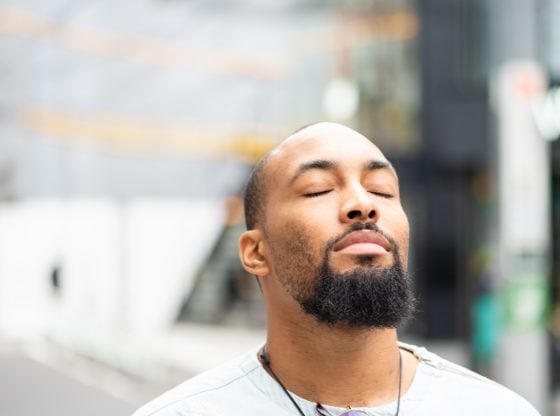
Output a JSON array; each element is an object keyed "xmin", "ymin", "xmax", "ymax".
[
  {"xmin": 365, "ymin": 180, "xmax": 396, "ymax": 199},
  {"xmin": 370, "ymin": 191, "xmax": 394, "ymax": 198},
  {"xmin": 366, "ymin": 185, "xmax": 396, "ymax": 198},
  {"xmin": 303, "ymin": 189, "xmax": 332, "ymax": 198}
]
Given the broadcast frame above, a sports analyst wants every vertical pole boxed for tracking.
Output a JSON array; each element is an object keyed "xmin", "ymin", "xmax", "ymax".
[{"xmin": 491, "ymin": 61, "xmax": 549, "ymax": 414}]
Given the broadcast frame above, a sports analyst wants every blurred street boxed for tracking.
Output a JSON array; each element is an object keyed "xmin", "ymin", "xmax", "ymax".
[
  {"xmin": 0, "ymin": 324, "xmax": 267, "ymax": 416},
  {"xmin": 0, "ymin": 349, "xmax": 135, "ymax": 416}
]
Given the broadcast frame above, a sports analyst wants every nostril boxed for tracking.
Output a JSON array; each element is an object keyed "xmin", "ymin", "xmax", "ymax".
[
  {"xmin": 368, "ymin": 209, "xmax": 375, "ymax": 219},
  {"xmin": 348, "ymin": 210, "xmax": 361, "ymax": 219}
]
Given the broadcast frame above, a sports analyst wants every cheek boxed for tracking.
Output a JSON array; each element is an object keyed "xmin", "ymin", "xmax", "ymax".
[
  {"xmin": 264, "ymin": 220, "xmax": 322, "ymax": 297},
  {"xmin": 266, "ymin": 202, "xmax": 325, "ymax": 256},
  {"xmin": 394, "ymin": 211, "xmax": 410, "ymax": 264},
  {"xmin": 266, "ymin": 219, "xmax": 317, "ymax": 265},
  {"xmin": 381, "ymin": 204, "xmax": 409, "ymax": 259}
]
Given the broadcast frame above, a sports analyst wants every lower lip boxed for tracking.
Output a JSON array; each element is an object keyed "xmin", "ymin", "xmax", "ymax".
[{"xmin": 336, "ymin": 243, "xmax": 388, "ymax": 255}]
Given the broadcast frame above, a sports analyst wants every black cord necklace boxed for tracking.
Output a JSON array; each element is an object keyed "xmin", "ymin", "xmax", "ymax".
[{"xmin": 258, "ymin": 346, "xmax": 403, "ymax": 416}]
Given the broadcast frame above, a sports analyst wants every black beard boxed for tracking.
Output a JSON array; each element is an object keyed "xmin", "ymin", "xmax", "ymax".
[{"xmin": 299, "ymin": 243, "xmax": 415, "ymax": 328}]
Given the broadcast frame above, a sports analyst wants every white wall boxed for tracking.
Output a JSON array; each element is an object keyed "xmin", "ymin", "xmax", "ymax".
[{"xmin": 0, "ymin": 198, "xmax": 224, "ymax": 343}]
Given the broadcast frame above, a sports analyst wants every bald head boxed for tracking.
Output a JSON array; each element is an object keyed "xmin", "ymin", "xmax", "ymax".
[
  {"xmin": 243, "ymin": 122, "xmax": 390, "ymax": 230},
  {"xmin": 269, "ymin": 122, "xmax": 380, "ymax": 160}
]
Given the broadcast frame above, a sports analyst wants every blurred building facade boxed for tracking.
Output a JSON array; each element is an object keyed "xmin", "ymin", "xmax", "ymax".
[{"xmin": 0, "ymin": 0, "xmax": 559, "ymax": 414}]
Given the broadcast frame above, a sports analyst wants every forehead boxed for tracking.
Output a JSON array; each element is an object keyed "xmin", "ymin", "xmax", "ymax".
[{"xmin": 266, "ymin": 124, "xmax": 389, "ymax": 180}]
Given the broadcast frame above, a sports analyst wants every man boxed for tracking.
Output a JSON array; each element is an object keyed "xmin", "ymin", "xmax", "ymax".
[{"xmin": 134, "ymin": 122, "xmax": 540, "ymax": 415}]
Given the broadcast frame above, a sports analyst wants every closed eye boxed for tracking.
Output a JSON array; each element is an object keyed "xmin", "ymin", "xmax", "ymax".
[
  {"xmin": 370, "ymin": 191, "xmax": 393, "ymax": 198},
  {"xmin": 303, "ymin": 190, "xmax": 332, "ymax": 198}
]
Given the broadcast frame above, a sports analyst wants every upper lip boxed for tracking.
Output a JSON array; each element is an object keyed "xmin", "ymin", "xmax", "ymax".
[{"xmin": 333, "ymin": 230, "xmax": 392, "ymax": 252}]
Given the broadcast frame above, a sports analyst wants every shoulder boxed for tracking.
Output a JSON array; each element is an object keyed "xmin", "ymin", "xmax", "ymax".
[
  {"xmin": 398, "ymin": 341, "xmax": 541, "ymax": 416},
  {"xmin": 132, "ymin": 347, "xmax": 263, "ymax": 416},
  {"xmin": 399, "ymin": 341, "xmax": 492, "ymax": 384}
]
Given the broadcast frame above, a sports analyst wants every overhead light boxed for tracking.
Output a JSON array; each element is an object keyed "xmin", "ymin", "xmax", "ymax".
[{"xmin": 322, "ymin": 77, "xmax": 359, "ymax": 121}]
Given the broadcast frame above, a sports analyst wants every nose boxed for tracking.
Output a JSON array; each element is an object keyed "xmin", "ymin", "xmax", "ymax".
[{"xmin": 339, "ymin": 184, "xmax": 379, "ymax": 223}]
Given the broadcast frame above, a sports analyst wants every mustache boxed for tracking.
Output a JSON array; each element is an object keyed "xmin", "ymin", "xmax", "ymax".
[{"xmin": 326, "ymin": 222, "xmax": 398, "ymax": 252}]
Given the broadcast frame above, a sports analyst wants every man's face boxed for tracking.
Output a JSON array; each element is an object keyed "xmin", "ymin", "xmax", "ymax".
[{"xmin": 260, "ymin": 123, "xmax": 413, "ymax": 327}]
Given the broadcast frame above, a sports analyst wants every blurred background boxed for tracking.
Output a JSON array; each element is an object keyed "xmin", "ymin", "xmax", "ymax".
[{"xmin": 0, "ymin": 0, "xmax": 559, "ymax": 415}]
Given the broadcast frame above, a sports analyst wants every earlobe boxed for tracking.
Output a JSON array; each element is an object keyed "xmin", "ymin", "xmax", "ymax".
[{"xmin": 238, "ymin": 230, "xmax": 269, "ymax": 277}]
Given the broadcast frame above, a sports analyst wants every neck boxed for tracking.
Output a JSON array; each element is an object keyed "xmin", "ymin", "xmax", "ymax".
[{"xmin": 264, "ymin": 312, "xmax": 403, "ymax": 408}]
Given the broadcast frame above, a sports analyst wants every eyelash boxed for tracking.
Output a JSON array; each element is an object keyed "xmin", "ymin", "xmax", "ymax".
[
  {"xmin": 304, "ymin": 190, "xmax": 332, "ymax": 198},
  {"xmin": 370, "ymin": 191, "xmax": 393, "ymax": 198},
  {"xmin": 303, "ymin": 190, "xmax": 393, "ymax": 198}
]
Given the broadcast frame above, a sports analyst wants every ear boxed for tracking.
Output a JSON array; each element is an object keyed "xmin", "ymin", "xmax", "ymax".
[{"xmin": 238, "ymin": 229, "xmax": 269, "ymax": 278}]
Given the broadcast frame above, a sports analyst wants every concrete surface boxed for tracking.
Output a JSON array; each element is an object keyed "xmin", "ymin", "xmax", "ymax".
[{"xmin": 0, "ymin": 351, "xmax": 136, "ymax": 416}]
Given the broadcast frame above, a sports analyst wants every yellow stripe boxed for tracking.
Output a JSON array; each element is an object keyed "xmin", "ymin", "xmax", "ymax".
[
  {"xmin": 0, "ymin": 8, "xmax": 289, "ymax": 80},
  {"xmin": 293, "ymin": 12, "xmax": 419, "ymax": 54},
  {"xmin": 22, "ymin": 107, "xmax": 282, "ymax": 162},
  {"xmin": 0, "ymin": 7, "xmax": 418, "ymax": 78}
]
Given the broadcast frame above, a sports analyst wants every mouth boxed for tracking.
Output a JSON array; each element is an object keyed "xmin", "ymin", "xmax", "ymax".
[{"xmin": 333, "ymin": 230, "xmax": 392, "ymax": 256}]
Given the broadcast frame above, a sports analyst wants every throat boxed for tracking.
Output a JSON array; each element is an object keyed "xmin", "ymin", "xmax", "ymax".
[{"xmin": 260, "ymin": 329, "xmax": 404, "ymax": 409}]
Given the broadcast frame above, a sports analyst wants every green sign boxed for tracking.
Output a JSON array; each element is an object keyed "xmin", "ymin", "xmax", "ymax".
[{"xmin": 503, "ymin": 276, "xmax": 548, "ymax": 332}]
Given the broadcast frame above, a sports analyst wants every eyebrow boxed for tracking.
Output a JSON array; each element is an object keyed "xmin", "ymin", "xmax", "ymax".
[
  {"xmin": 366, "ymin": 160, "xmax": 394, "ymax": 172},
  {"xmin": 289, "ymin": 159, "xmax": 396, "ymax": 185}
]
